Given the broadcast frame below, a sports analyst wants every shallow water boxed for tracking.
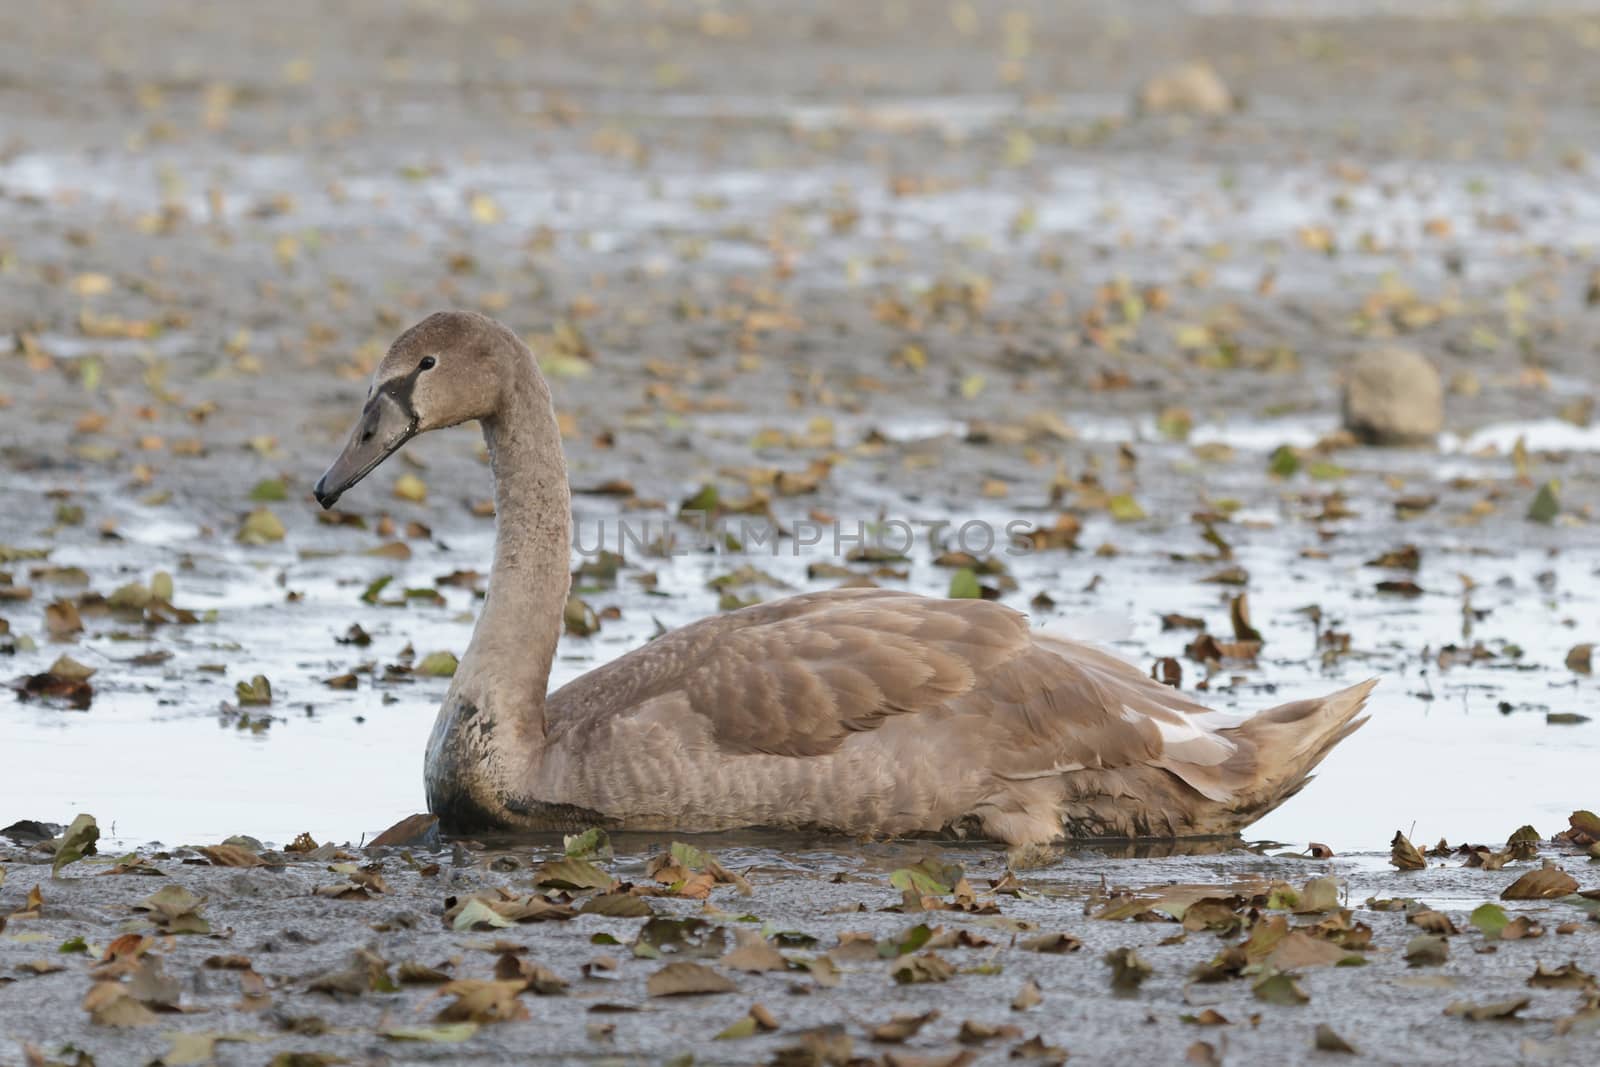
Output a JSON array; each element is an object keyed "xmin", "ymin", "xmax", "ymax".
[{"xmin": 4, "ymin": 410, "xmax": 1593, "ymax": 852}]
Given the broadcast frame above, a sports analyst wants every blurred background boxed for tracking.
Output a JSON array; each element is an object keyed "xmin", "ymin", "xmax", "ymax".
[{"xmin": 1, "ymin": 0, "xmax": 1597, "ymax": 848}]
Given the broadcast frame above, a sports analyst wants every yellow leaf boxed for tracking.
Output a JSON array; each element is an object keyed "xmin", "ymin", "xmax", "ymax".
[
  {"xmin": 468, "ymin": 193, "xmax": 502, "ymax": 224},
  {"xmin": 394, "ymin": 474, "xmax": 428, "ymax": 502}
]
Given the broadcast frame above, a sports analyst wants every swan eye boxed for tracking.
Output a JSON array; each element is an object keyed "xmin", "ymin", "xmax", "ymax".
[{"xmin": 419, "ymin": 356, "xmax": 437, "ymax": 371}]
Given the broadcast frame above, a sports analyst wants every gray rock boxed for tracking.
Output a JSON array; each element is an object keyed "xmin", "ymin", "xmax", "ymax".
[{"xmin": 1342, "ymin": 347, "xmax": 1444, "ymax": 445}]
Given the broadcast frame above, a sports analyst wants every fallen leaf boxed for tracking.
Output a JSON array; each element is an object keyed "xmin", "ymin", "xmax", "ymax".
[
  {"xmin": 872, "ymin": 1009, "xmax": 940, "ymax": 1043},
  {"xmin": 1527, "ymin": 962, "xmax": 1596, "ymax": 990},
  {"xmin": 198, "ymin": 843, "xmax": 265, "ymax": 868},
  {"xmin": 1314, "ymin": 1023, "xmax": 1357, "ymax": 1053},
  {"xmin": 416, "ymin": 651, "xmax": 458, "ymax": 677},
  {"xmin": 891, "ymin": 952, "xmax": 955, "ymax": 984},
  {"xmin": 236, "ymin": 508, "xmax": 286, "ymax": 545},
  {"xmin": 381, "ymin": 1022, "xmax": 479, "ymax": 1042},
  {"xmin": 434, "ymin": 979, "xmax": 529, "ymax": 1022},
  {"xmin": 646, "ymin": 961, "xmax": 736, "ymax": 997},
  {"xmin": 134, "ymin": 885, "xmax": 209, "ymax": 934},
  {"xmin": 1390, "ymin": 831, "xmax": 1426, "ymax": 871},
  {"xmin": 52, "ymin": 814, "xmax": 99, "ymax": 876},
  {"xmin": 1502, "ymin": 866, "xmax": 1579, "ymax": 900},
  {"xmin": 1445, "ymin": 997, "xmax": 1530, "ymax": 1022},
  {"xmin": 1253, "ymin": 970, "xmax": 1310, "ymax": 1004},
  {"xmin": 1104, "ymin": 947, "xmax": 1151, "ymax": 992},
  {"xmin": 1404, "ymin": 934, "xmax": 1449, "ymax": 967}
]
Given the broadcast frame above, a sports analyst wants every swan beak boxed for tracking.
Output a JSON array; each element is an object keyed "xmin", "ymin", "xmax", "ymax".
[{"xmin": 314, "ymin": 393, "xmax": 418, "ymax": 509}]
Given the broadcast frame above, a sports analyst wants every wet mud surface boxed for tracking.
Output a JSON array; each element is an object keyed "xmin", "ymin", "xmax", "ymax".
[{"xmin": 2, "ymin": 0, "xmax": 1600, "ymax": 1062}]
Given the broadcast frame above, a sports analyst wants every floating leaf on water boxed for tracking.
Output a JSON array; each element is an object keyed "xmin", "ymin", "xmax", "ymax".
[
  {"xmin": 236, "ymin": 508, "xmax": 286, "ymax": 545},
  {"xmin": 1527, "ymin": 480, "xmax": 1560, "ymax": 524},
  {"xmin": 249, "ymin": 478, "xmax": 288, "ymax": 501},
  {"xmin": 393, "ymin": 474, "xmax": 428, "ymax": 503},
  {"xmin": 1229, "ymin": 593, "xmax": 1262, "ymax": 643},
  {"xmin": 1268, "ymin": 445, "xmax": 1301, "ymax": 477},
  {"xmin": 235, "ymin": 675, "xmax": 272, "ymax": 706},
  {"xmin": 948, "ymin": 568, "xmax": 982, "ymax": 599},
  {"xmin": 564, "ymin": 595, "xmax": 599, "ymax": 636},
  {"xmin": 360, "ymin": 576, "xmax": 393, "ymax": 604},
  {"xmin": 416, "ymin": 651, "xmax": 458, "ymax": 677},
  {"xmin": 1097, "ymin": 491, "xmax": 1145, "ymax": 524}
]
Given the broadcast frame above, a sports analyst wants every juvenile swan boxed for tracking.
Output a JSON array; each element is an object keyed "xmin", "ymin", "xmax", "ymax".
[{"xmin": 315, "ymin": 311, "xmax": 1374, "ymax": 845}]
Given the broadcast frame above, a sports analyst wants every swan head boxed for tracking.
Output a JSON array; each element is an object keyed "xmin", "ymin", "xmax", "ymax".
[{"xmin": 314, "ymin": 311, "xmax": 511, "ymax": 508}]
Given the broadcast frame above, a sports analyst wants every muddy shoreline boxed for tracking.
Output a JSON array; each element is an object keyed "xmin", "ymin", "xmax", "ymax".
[{"xmin": 3, "ymin": 0, "xmax": 1600, "ymax": 1062}]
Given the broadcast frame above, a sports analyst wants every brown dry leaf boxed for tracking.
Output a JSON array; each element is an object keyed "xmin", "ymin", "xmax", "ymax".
[
  {"xmin": 872, "ymin": 1009, "xmax": 940, "ymax": 1043},
  {"xmin": 1229, "ymin": 593, "xmax": 1263, "ymax": 643},
  {"xmin": 1404, "ymin": 934, "xmax": 1449, "ymax": 967},
  {"xmin": 1019, "ymin": 932, "xmax": 1082, "ymax": 954},
  {"xmin": 1527, "ymin": 962, "xmax": 1596, "ymax": 990},
  {"xmin": 957, "ymin": 1019, "xmax": 1022, "ymax": 1045},
  {"xmin": 1104, "ymin": 947, "xmax": 1152, "ymax": 991},
  {"xmin": 891, "ymin": 952, "xmax": 955, "ymax": 985},
  {"xmin": 493, "ymin": 953, "xmax": 568, "ymax": 995},
  {"xmin": 198, "ymin": 843, "xmax": 265, "ymax": 868},
  {"xmin": 1501, "ymin": 865, "xmax": 1579, "ymax": 900},
  {"xmin": 434, "ymin": 979, "xmax": 530, "ymax": 1023},
  {"xmin": 134, "ymin": 885, "xmax": 209, "ymax": 934},
  {"xmin": 396, "ymin": 961, "xmax": 453, "ymax": 985},
  {"xmin": 647, "ymin": 961, "xmax": 736, "ymax": 997},
  {"xmin": 1444, "ymin": 997, "xmax": 1530, "ymax": 1022},
  {"xmin": 44, "ymin": 599, "xmax": 83, "ymax": 638},
  {"xmin": 1407, "ymin": 909, "xmax": 1458, "ymax": 936},
  {"xmin": 721, "ymin": 928, "xmax": 786, "ymax": 973},
  {"xmin": 1314, "ymin": 1024, "xmax": 1358, "ymax": 1053},
  {"xmin": 82, "ymin": 981, "xmax": 159, "ymax": 1027},
  {"xmin": 1266, "ymin": 931, "xmax": 1356, "ymax": 970},
  {"xmin": 1390, "ymin": 831, "xmax": 1426, "ymax": 871}
]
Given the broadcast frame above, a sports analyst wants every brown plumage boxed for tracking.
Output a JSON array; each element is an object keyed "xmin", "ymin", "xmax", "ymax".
[{"xmin": 315, "ymin": 311, "xmax": 1376, "ymax": 846}]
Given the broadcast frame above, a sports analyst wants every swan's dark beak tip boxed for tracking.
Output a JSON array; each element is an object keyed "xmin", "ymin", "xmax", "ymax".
[{"xmin": 312, "ymin": 475, "xmax": 341, "ymax": 511}]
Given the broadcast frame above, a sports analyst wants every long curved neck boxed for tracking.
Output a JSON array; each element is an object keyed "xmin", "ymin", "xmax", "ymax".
[
  {"xmin": 424, "ymin": 326, "xmax": 575, "ymax": 828},
  {"xmin": 461, "ymin": 357, "xmax": 572, "ymax": 738}
]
